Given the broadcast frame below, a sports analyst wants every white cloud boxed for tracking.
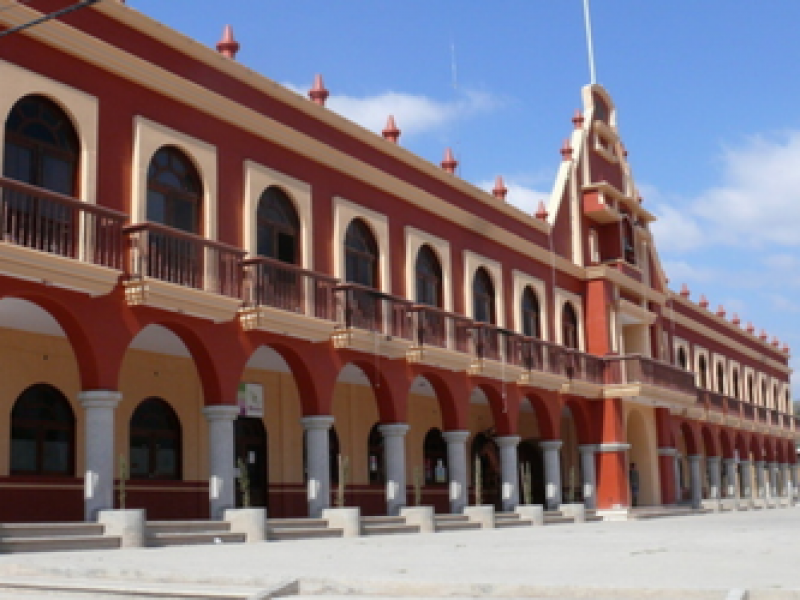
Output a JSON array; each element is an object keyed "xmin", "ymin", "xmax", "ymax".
[
  {"xmin": 660, "ymin": 260, "xmax": 718, "ymax": 285},
  {"xmin": 476, "ymin": 179, "xmax": 549, "ymax": 215},
  {"xmin": 284, "ymin": 83, "xmax": 501, "ymax": 138},
  {"xmin": 649, "ymin": 204, "xmax": 706, "ymax": 253}
]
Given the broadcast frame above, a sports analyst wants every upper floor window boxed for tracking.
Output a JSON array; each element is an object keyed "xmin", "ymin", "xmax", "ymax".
[
  {"xmin": 562, "ymin": 302, "xmax": 579, "ymax": 349},
  {"xmin": 344, "ymin": 218, "xmax": 378, "ymax": 288},
  {"xmin": 732, "ymin": 370, "xmax": 740, "ymax": 399},
  {"xmin": 10, "ymin": 383, "xmax": 75, "ymax": 476},
  {"xmin": 130, "ymin": 397, "xmax": 182, "ymax": 480},
  {"xmin": 622, "ymin": 217, "xmax": 636, "ymax": 265},
  {"xmin": 415, "ymin": 245, "xmax": 442, "ymax": 307},
  {"xmin": 761, "ymin": 380, "xmax": 768, "ymax": 407},
  {"xmin": 698, "ymin": 355, "xmax": 708, "ymax": 389},
  {"xmin": 677, "ymin": 347, "xmax": 688, "ymax": 370},
  {"xmin": 747, "ymin": 374, "xmax": 755, "ymax": 403},
  {"xmin": 146, "ymin": 146, "xmax": 201, "ymax": 234},
  {"xmin": 773, "ymin": 384, "xmax": 779, "ymax": 410},
  {"xmin": 3, "ymin": 95, "xmax": 79, "ymax": 196},
  {"xmin": 521, "ymin": 286, "xmax": 541, "ymax": 338},
  {"xmin": 472, "ymin": 267, "xmax": 495, "ymax": 324},
  {"xmin": 716, "ymin": 363, "xmax": 725, "ymax": 394},
  {"xmin": 257, "ymin": 186, "xmax": 299, "ymax": 264},
  {"xmin": 593, "ymin": 94, "xmax": 610, "ymax": 124}
]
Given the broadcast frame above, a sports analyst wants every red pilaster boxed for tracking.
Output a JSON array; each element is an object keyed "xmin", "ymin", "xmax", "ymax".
[
  {"xmin": 585, "ymin": 279, "xmax": 614, "ymax": 356},
  {"xmin": 595, "ymin": 398, "xmax": 628, "ymax": 508}
]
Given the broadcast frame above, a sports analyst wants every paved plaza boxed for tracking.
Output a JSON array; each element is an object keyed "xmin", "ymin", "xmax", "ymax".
[{"xmin": 0, "ymin": 508, "xmax": 798, "ymax": 599}]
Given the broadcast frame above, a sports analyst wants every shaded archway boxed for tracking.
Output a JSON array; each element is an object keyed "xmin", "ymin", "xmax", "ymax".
[{"xmin": 627, "ymin": 408, "xmax": 657, "ymax": 506}]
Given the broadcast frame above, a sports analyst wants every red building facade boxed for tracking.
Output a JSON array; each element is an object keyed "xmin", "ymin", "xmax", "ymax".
[{"xmin": 0, "ymin": 1, "xmax": 795, "ymax": 522}]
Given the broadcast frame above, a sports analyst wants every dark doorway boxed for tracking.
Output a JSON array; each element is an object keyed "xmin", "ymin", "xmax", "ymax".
[
  {"xmin": 518, "ymin": 439, "xmax": 546, "ymax": 505},
  {"xmin": 471, "ymin": 432, "xmax": 501, "ymax": 509},
  {"xmin": 234, "ymin": 417, "xmax": 268, "ymax": 508}
]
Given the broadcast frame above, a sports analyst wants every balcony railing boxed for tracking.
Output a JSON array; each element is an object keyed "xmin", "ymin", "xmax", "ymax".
[
  {"xmin": 742, "ymin": 403, "xmax": 755, "ymax": 421},
  {"xmin": 727, "ymin": 397, "xmax": 742, "ymax": 417},
  {"xmin": 241, "ymin": 256, "xmax": 337, "ymax": 321},
  {"xmin": 0, "ymin": 176, "xmax": 127, "ymax": 268},
  {"xmin": 124, "ymin": 222, "xmax": 245, "ymax": 297},
  {"xmin": 756, "ymin": 406, "xmax": 768, "ymax": 423},
  {"xmin": 604, "ymin": 354, "xmax": 696, "ymax": 395},
  {"xmin": 408, "ymin": 305, "xmax": 472, "ymax": 352},
  {"xmin": 707, "ymin": 391, "xmax": 726, "ymax": 412},
  {"xmin": 334, "ymin": 283, "xmax": 414, "ymax": 340}
]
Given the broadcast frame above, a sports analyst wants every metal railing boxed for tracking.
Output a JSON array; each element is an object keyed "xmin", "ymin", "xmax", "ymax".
[
  {"xmin": 124, "ymin": 222, "xmax": 245, "ymax": 298},
  {"xmin": 604, "ymin": 354, "xmax": 696, "ymax": 395},
  {"xmin": 408, "ymin": 305, "xmax": 472, "ymax": 352},
  {"xmin": 0, "ymin": 176, "xmax": 127, "ymax": 268},
  {"xmin": 333, "ymin": 283, "xmax": 414, "ymax": 340},
  {"xmin": 241, "ymin": 256, "xmax": 337, "ymax": 321}
]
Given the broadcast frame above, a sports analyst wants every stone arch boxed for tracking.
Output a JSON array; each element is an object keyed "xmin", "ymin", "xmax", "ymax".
[
  {"xmin": 719, "ymin": 428, "xmax": 734, "ymax": 459},
  {"xmin": 519, "ymin": 392, "xmax": 558, "ymax": 441},
  {"xmin": 468, "ymin": 379, "xmax": 513, "ymax": 435},
  {"xmin": 700, "ymin": 426, "xmax": 719, "ymax": 457}
]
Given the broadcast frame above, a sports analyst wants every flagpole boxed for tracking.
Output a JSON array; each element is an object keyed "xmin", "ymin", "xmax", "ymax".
[{"xmin": 582, "ymin": 0, "xmax": 597, "ymax": 85}]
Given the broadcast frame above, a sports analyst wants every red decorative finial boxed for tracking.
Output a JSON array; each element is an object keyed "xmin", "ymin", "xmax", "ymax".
[
  {"xmin": 535, "ymin": 200, "xmax": 549, "ymax": 220},
  {"xmin": 699, "ymin": 294, "xmax": 709, "ymax": 309},
  {"xmin": 772, "ymin": 336, "xmax": 780, "ymax": 348},
  {"xmin": 783, "ymin": 343, "xmax": 790, "ymax": 354},
  {"xmin": 441, "ymin": 148, "xmax": 458, "ymax": 174},
  {"xmin": 492, "ymin": 176, "xmax": 507, "ymax": 200},
  {"xmin": 716, "ymin": 305, "xmax": 726, "ymax": 318},
  {"xmin": 680, "ymin": 283, "xmax": 690, "ymax": 299},
  {"xmin": 759, "ymin": 329, "xmax": 768, "ymax": 342},
  {"xmin": 572, "ymin": 109, "xmax": 584, "ymax": 129},
  {"xmin": 560, "ymin": 139, "xmax": 573, "ymax": 161},
  {"xmin": 309, "ymin": 74, "xmax": 329, "ymax": 106},
  {"xmin": 216, "ymin": 25, "xmax": 240, "ymax": 60},
  {"xmin": 382, "ymin": 115, "xmax": 400, "ymax": 143},
  {"xmin": 622, "ymin": 144, "xmax": 629, "ymax": 158},
  {"xmin": 731, "ymin": 313, "xmax": 741, "ymax": 326},
  {"xmin": 746, "ymin": 322, "xmax": 755, "ymax": 334}
]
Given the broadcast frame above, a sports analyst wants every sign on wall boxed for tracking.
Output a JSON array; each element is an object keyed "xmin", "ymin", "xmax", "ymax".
[{"xmin": 237, "ymin": 383, "xmax": 264, "ymax": 417}]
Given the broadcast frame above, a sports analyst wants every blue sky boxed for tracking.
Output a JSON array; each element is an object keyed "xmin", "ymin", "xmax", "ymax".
[{"xmin": 129, "ymin": 1, "xmax": 800, "ymax": 393}]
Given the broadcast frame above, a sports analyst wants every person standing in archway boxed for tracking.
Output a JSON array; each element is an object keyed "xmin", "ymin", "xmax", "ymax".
[{"xmin": 629, "ymin": 462, "xmax": 640, "ymax": 507}]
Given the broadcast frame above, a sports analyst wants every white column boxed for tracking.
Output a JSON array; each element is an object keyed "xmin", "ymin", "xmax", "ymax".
[
  {"xmin": 302, "ymin": 415, "xmax": 334, "ymax": 518},
  {"xmin": 792, "ymin": 464, "xmax": 799, "ymax": 499},
  {"xmin": 203, "ymin": 405, "xmax": 239, "ymax": 519},
  {"xmin": 673, "ymin": 454, "xmax": 683, "ymax": 504},
  {"xmin": 739, "ymin": 460, "xmax": 753, "ymax": 501},
  {"xmin": 541, "ymin": 440, "xmax": 563, "ymax": 510},
  {"xmin": 723, "ymin": 458, "xmax": 737, "ymax": 499},
  {"xmin": 780, "ymin": 463, "xmax": 791, "ymax": 498},
  {"xmin": 688, "ymin": 455, "xmax": 702, "ymax": 509},
  {"xmin": 706, "ymin": 456, "xmax": 721, "ymax": 500},
  {"xmin": 769, "ymin": 462, "xmax": 779, "ymax": 498},
  {"xmin": 379, "ymin": 423, "xmax": 408, "ymax": 516},
  {"xmin": 579, "ymin": 445, "xmax": 597, "ymax": 509},
  {"xmin": 79, "ymin": 390, "xmax": 122, "ymax": 521},
  {"xmin": 754, "ymin": 460, "xmax": 766, "ymax": 499},
  {"xmin": 443, "ymin": 430, "xmax": 469, "ymax": 514},
  {"xmin": 496, "ymin": 435, "xmax": 521, "ymax": 512}
]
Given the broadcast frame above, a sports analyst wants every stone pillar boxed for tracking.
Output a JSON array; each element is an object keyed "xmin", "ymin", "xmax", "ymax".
[
  {"xmin": 780, "ymin": 463, "xmax": 791, "ymax": 499},
  {"xmin": 443, "ymin": 430, "xmax": 469, "ymax": 514},
  {"xmin": 754, "ymin": 460, "xmax": 766, "ymax": 499},
  {"xmin": 541, "ymin": 440, "xmax": 563, "ymax": 510},
  {"xmin": 496, "ymin": 435, "xmax": 521, "ymax": 511},
  {"xmin": 723, "ymin": 458, "xmax": 738, "ymax": 499},
  {"xmin": 769, "ymin": 462, "xmax": 779, "ymax": 498},
  {"xmin": 673, "ymin": 454, "xmax": 683, "ymax": 504},
  {"xmin": 657, "ymin": 447, "xmax": 678, "ymax": 505},
  {"xmin": 302, "ymin": 415, "xmax": 334, "ymax": 518},
  {"xmin": 706, "ymin": 456, "xmax": 721, "ymax": 500},
  {"xmin": 739, "ymin": 460, "xmax": 753, "ymax": 502},
  {"xmin": 203, "ymin": 405, "xmax": 240, "ymax": 519},
  {"xmin": 792, "ymin": 464, "xmax": 800, "ymax": 499},
  {"xmin": 79, "ymin": 390, "xmax": 122, "ymax": 521},
  {"xmin": 688, "ymin": 455, "xmax": 702, "ymax": 509},
  {"xmin": 579, "ymin": 445, "xmax": 597, "ymax": 509},
  {"xmin": 379, "ymin": 423, "xmax": 409, "ymax": 516}
]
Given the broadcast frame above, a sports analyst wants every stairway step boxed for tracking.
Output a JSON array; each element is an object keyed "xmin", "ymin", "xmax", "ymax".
[
  {"xmin": 362, "ymin": 524, "xmax": 420, "ymax": 536},
  {"xmin": 496, "ymin": 519, "xmax": 532, "ymax": 528},
  {"xmin": 146, "ymin": 520, "xmax": 231, "ymax": 534},
  {"xmin": 0, "ymin": 523, "xmax": 104, "ymax": 539},
  {"xmin": 266, "ymin": 518, "xmax": 329, "ymax": 529},
  {"xmin": 435, "ymin": 521, "xmax": 482, "ymax": 532},
  {"xmin": 544, "ymin": 516, "xmax": 574, "ymax": 524},
  {"xmin": 0, "ymin": 535, "xmax": 120, "ymax": 553},
  {"xmin": 267, "ymin": 527, "xmax": 343, "ymax": 541},
  {"xmin": 433, "ymin": 514, "xmax": 471, "ymax": 523},
  {"xmin": 146, "ymin": 532, "xmax": 245, "ymax": 547},
  {"xmin": 360, "ymin": 516, "xmax": 406, "ymax": 525}
]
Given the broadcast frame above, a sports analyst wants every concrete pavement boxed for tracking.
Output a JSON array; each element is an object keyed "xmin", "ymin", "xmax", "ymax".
[{"xmin": 0, "ymin": 508, "xmax": 798, "ymax": 599}]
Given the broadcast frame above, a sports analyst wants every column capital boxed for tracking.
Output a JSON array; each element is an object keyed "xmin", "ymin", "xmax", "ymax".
[
  {"xmin": 579, "ymin": 444, "xmax": 597, "ymax": 454},
  {"xmin": 596, "ymin": 442, "xmax": 630, "ymax": 453},
  {"xmin": 202, "ymin": 404, "xmax": 240, "ymax": 422},
  {"xmin": 378, "ymin": 422, "xmax": 409, "ymax": 438},
  {"xmin": 754, "ymin": 460, "xmax": 766, "ymax": 467},
  {"xmin": 78, "ymin": 390, "xmax": 122, "ymax": 409},
  {"xmin": 540, "ymin": 439, "xmax": 563, "ymax": 451},
  {"xmin": 495, "ymin": 435, "xmax": 521, "ymax": 448},
  {"xmin": 657, "ymin": 447, "xmax": 678, "ymax": 457},
  {"xmin": 442, "ymin": 430, "xmax": 470, "ymax": 444},
  {"xmin": 301, "ymin": 415, "xmax": 334, "ymax": 431},
  {"xmin": 739, "ymin": 460, "xmax": 752, "ymax": 467},
  {"xmin": 688, "ymin": 454, "xmax": 703, "ymax": 464},
  {"xmin": 706, "ymin": 456, "xmax": 721, "ymax": 465},
  {"xmin": 722, "ymin": 457, "xmax": 737, "ymax": 466}
]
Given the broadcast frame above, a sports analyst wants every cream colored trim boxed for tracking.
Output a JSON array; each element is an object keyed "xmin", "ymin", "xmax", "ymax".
[
  {"xmin": 743, "ymin": 367, "xmax": 756, "ymax": 404},
  {"xmin": 0, "ymin": 59, "xmax": 98, "ymax": 204},
  {"xmin": 668, "ymin": 304, "xmax": 790, "ymax": 375},
  {"xmin": 405, "ymin": 228, "xmax": 452, "ymax": 311},
  {"xmin": 463, "ymin": 251, "xmax": 505, "ymax": 327},
  {"xmin": 728, "ymin": 361, "xmax": 741, "ymax": 400},
  {"xmin": 554, "ymin": 288, "xmax": 585, "ymax": 351},
  {"xmin": 694, "ymin": 346, "xmax": 710, "ymax": 390},
  {"xmin": 618, "ymin": 298, "xmax": 657, "ymax": 326},
  {"xmin": 673, "ymin": 337, "xmax": 690, "ymax": 370},
  {"xmin": 711, "ymin": 354, "xmax": 727, "ymax": 396},
  {"xmin": 132, "ymin": 117, "xmax": 218, "ymax": 239},
  {"xmin": 243, "ymin": 162, "xmax": 312, "ymax": 269},
  {"xmin": 585, "ymin": 264, "xmax": 666, "ymax": 305},
  {"xmin": 333, "ymin": 197, "xmax": 390, "ymax": 293},
  {"xmin": 583, "ymin": 84, "xmax": 617, "ymax": 129},
  {"xmin": 511, "ymin": 271, "xmax": 549, "ymax": 341}
]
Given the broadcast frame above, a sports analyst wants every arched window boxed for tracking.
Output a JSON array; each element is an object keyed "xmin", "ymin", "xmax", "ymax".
[
  {"xmin": 747, "ymin": 374, "xmax": 755, "ymax": 404},
  {"xmin": 521, "ymin": 287, "xmax": 541, "ymax": 338},
  {"xmin": 344, "ymin": 219, "xmax": 378, "ymax": 288},
  {"xmin": 146, "ymin": 146, "xmax": 201, "ymax": 234},
  {"xmin": 677, "ymin": 347, "xmax": 688, "ymax": 370},
  {"xmin": 367, "ymin": 424, "xmax": 384, "ymax": 484},
  {"xmin": 593, "ymin": 93, "xmax": 610, "ymax": 123},
  {"xmin": 415, "ymin": 245, "xmax": 442, "ymax": 307},
  {"xmin": 472, "ymin": 267, "xmax": 495, "ymax": 324},
  {"xmin": 129, "ymin": 398, "xmax": 182, "ymax": 480},
  {"xmin": 732, "ymin": 370, "xmax": 740, "ymax": 399},
  {"xmin": 562, "ymin": 302, "xmax": 579, "ymax": 349},
  {"xmin": 622, "ymin": 217, "xmax": 636, "ymax": 265},
  {"xmin": 698, "ymin": 356, "xmax": 708, "ymax": 389},
  {"xmin": 773, "ymin": 384, "xmax": 779, "ymax": 411},
  {"xmin": 257, "ymin": 186, "xmax": 299, "ymax": 264},
  {"xmin": 423, "ymin": 428, "xmax": 447, "ymax": 485},
  {"xmin": 10, "ymin": 384, "xmax": 75, "ymax": 476},
  {"xmin": 761, "ymin": 381, "xmax": 768, "ymax": 407},
  {"xmin": 716, "ymin": 363, "xmax": 726, "ymax": 394},
  {"xmin": 4, "ymin": 95, "xmax": 79, "ymax": 195}
]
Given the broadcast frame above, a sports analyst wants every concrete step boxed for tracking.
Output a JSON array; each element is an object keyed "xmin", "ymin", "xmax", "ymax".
[
  {"xmin": 434, "ymin": 514, "xmax": 471, "ymax": 523},
  {"xmin": 0, "ymin": 535, "xmax": 121, "ymax": 553},
  {"xmin": 0, "ymin": 522, "xmax": 104, "ymax": 539},
  {"xmin": 543, "ymin": 515, "xmax": 574, "ymax": 525},
  {"xmin": 362, "ymin": 523, "xmax": 420, "ymax": 536},
  {"xmin": 266, "ymin": 518, "xmax": 329, "ymax": 529},
  {"xmin": 146, "ymin": 532, "xmax": 245, "ymax": 548},
  {"xmin": 267, "ymin": 527, "xmax": 343, "ymax": 541},
  {"xmin": 146, "ymin": 520, "xmax": 231, "ymax": 534},
  {"xmin": 361, "ymin": 516, "xmax": 406, "ymax": 525},
  {"xmin": 495, "ymin": 518, "xmax": 532, "ymax": 528}
]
